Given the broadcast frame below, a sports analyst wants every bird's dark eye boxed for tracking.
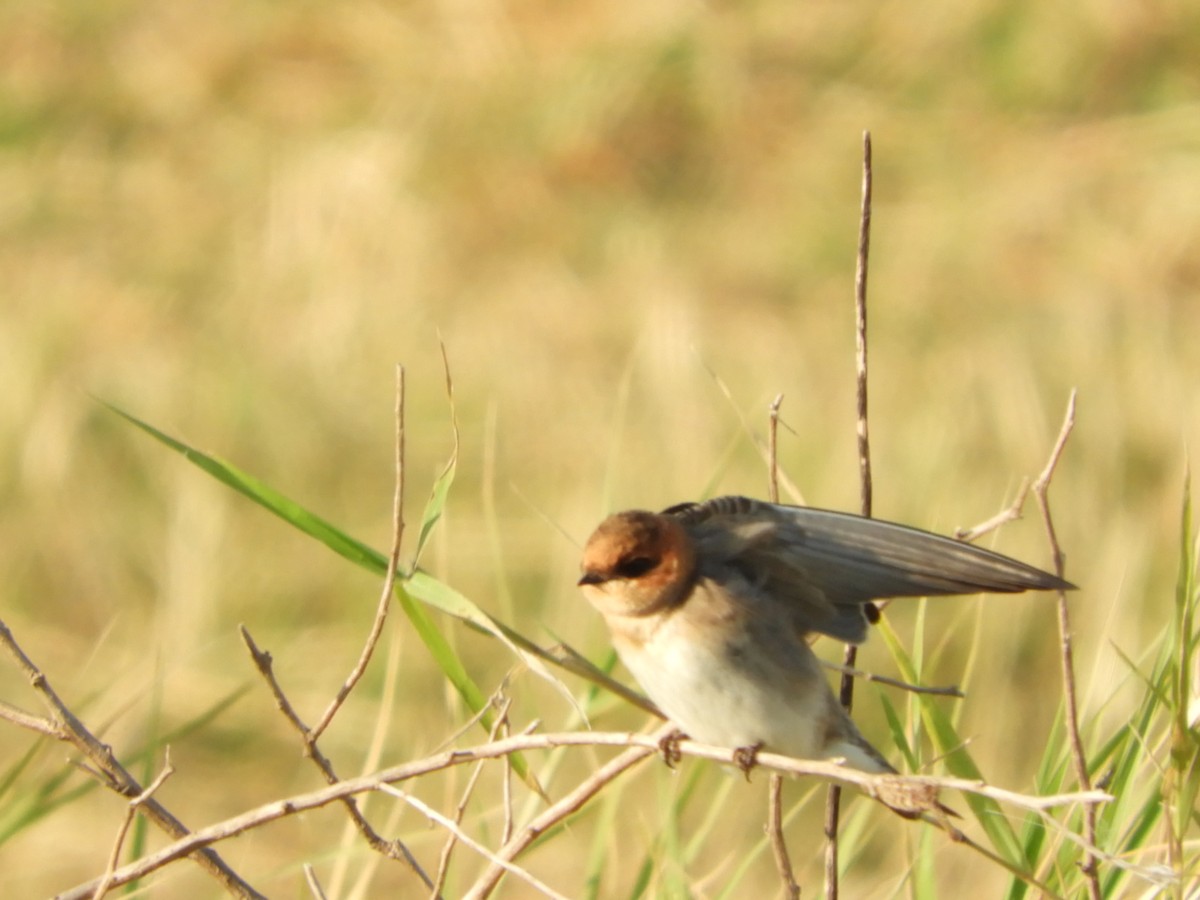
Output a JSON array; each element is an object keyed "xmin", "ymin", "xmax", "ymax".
[{"xmin": 614, "ymin": 556, "xmax": 658, "ymax": 578}]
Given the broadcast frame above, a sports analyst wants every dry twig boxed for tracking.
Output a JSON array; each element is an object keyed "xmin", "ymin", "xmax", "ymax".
[
  {"xmin": 92, "ymin": 749, "xmax": 176, "ymax": 900},
  {"xmin": 764, "ymin": 394, "xmax": 799, "ymax": 898},
  {"xmin": 55, "ymin": 728, "xmax": 1125, "ymax": 900},
  {"xmin": 462, "ymin": 725, "xmax": 673, "ymax": 899},
  {"xmin": 432, "ymin": 694, "xmax": 513, "ymax": 898},
  {"xmin": 303, "ymin": 864, "xmax": 328, "ymax": 900},
  {"xmin": 954, "ymin": 478, "xmax": 1031, "ymax": 542},
  {"xmin": 309, "ymin": 364, "xmax": 407, "ymax": 742},
  {"xmin": 820, "ymin": 661, "xmax": 964, "ymax": 698},
  {"xmin": 387, "ymin": 786, "xmax": 571, "ymax": 900},
  {"xmin": 237, "ymin": 367, "xmax": 434, "ymax": 893},
  {"xmin": 0, "ymin": 618, "xmax": 264, "ymax": 900},
  {"xmin": 825, "ymin": 127, "xmax": 874, "ymax": 900},
  {"xmin": 1033, "ymin": 390, "xmax": 1100, "ymax": 899}
]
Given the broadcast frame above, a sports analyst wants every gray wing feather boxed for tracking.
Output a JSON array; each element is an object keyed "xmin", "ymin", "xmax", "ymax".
[{"xmin": 666, "ymin": 496, "xmax": 1073, "ymax": 642}]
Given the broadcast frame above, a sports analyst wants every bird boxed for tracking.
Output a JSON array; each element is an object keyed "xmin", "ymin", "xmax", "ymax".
[{"xmin": 577, "ymin": 495, "xmax": 1074, "ymax": 774}]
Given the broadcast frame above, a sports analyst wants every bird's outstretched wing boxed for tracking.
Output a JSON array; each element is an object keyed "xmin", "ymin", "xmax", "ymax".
[{"xmin": 664, "ymin": 495, "xmax": 1073, "ymax": 642}]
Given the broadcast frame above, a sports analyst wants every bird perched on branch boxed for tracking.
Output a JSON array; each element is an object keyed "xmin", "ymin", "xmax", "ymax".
[{"xmin": 578, "ymin": 495, "xmax": 1073, "ymax": 773}]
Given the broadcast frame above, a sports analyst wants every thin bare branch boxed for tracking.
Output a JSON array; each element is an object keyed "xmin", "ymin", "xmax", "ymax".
[
  {"xmin": 0, "ymin": 617, "xmax": 265, "ymax": 900},
  {"xmin": 235, "ymin": 369, "xmax": 435, "ymax": 893},
  {"xmin": 463, "ymin": 726, "xmax": 672, "ymax": 899},
  {"xmin": 767, "ymin": 774, "xmax": 800, "ymax": 900},
  {"xmin": 92, "ymin": 748, "xmax": 176, "ymax": 900},
  {"xmin": 388, "ymin": 786, "xmax": 571, "ymax": 900},
  {"xmin": 240, "ymin": 627, "xmax": 309, "ymax": 732},
  {"xmin": 433, "ymin": 695, "xmax": 513, "ymax": 898},
  {"xmin": 700, "ymin": 361, "xmax": 806, "ymax": 505},
  {"xmin": 239, "ymin": 625, "xmax": 436, "ymax": 893},
  {"xmin": 1033, "ymin": 390, "xmax": 1099, "ymax": 899},
  {"xmin": 764, "ymin": 395, "xmax": 799, "ymax": 898},
  {"xmin": 827, "ymin": 127, "xmax": 874, "ymax": 900},
  {"xmin": 310, "ymin": 364, "xmax": 406, "ymax": 742},
  {"xmin": 0, "ymin": 697, "xmax": 65, "ymax": 738},
  {"xmin": 820, "ymin": 660, "xmax": 965, "ymax": 698},
  {"xmin": 57, "ymin": 727, "xmax": 1130, "ymax": 900},
  {"xmin": 303, "ymin": 864, "xmax": 328, "ymax": 900},
  {"xmin": 767, "ymin": 393, "xmax": 784, "ymax": 504},
  {"xmin": 954, "ymin": 478, "xmax": 1031, "ymax": 542}
]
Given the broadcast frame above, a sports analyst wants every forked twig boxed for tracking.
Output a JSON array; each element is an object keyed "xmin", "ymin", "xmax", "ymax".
[
  {"xmin": 237, "ymin": 367, "xmax": 435, "ymax": 893},
  {"xmin": 1033, "ymin": 390, "xmax": 1100, "ymax": 898},
  {"xmin": 462, "ymin": 726, "xmax": 673, "ymax": 899},
  {"xmin": 92, "ymin": 749, "xmax": 176, "ymax": 900},
  {"xmin": 386, "ymin": 786, "xmax": 571, "ymax": 900},
  {"xmin": 310, "ymin": 364, "xmax": 407, "ymax": 742},
  {"xmin": 432, "ymin": 693, "xmax": 513, "ymax": 898},
  {"xmin": 239, "ymin": 627, "xmax": 435, "ymax": 890},
  {"xmin": 954, "ymin": 478, "xmax": 1031, "ymax": 542},
  {"xmin": 0, "ymin": 618, "xmax": 265, "ymax": 900}
]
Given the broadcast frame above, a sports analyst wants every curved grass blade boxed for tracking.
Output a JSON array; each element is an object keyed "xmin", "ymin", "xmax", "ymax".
[{"xmin": 103, "ymin": 402, "xmax": 586, "ymax": 789}]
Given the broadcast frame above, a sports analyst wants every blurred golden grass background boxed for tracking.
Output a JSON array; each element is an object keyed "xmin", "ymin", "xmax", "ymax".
[{"xmin": 2, "ymin": 0, "xmax": 1198, "ymax": 896}]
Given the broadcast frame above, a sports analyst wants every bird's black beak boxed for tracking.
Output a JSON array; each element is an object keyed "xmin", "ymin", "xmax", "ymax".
[{"xmin": 578, "ymin": 571, "xmax": 605, "ymax": 587}]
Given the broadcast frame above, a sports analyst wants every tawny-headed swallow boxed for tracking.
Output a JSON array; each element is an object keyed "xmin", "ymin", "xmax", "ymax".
[{"xmin": 578, "ymin": 495, "xmax": 1073, "ymax": 773}]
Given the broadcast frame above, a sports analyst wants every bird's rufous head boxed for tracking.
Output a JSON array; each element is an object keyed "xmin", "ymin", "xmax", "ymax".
[{"xmin": 577, "ymin": 510, "xmax": 696, "ymax": 617}]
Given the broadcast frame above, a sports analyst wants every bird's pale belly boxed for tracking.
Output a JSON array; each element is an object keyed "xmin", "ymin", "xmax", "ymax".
[{"xmin": 618, "ymin": 618, "xmax": 830, "ymax": 759}]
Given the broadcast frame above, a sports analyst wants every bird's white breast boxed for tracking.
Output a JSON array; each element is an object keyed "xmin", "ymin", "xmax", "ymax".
[{"xmin": 616, "ymin": 608, "xmax": 831, "ymax": 759}]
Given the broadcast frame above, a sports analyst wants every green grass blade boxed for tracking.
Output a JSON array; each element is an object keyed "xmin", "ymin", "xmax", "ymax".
[
  {"xmin": 414, "ymin": 346, "xmax": 460, "ymax": 566},
  {"xmin": 105, "ymin": 401, "xmax": 650, "ymax": 719},
  {"xmin": 876, "ymin": 615, "xmax": 1027, "ymax": 867},
  {"xmin": 0, "ymin": 683, "xmax": 250, "ymax": 845},
  {"xmin": 103, "ymin": 402, "xmax": 560, "ymax": 787}
]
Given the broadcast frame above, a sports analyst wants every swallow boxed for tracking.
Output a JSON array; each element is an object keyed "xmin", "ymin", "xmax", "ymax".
[{"xmin": 578, "ymin": 495, "xmax": 1074, "ymax": 773}]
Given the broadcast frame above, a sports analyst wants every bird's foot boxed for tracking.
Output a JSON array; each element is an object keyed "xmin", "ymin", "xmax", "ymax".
[
  {"xmin": 658, "ymin": 729, "xmax": 686, "ymax": 768},
  {"xmin": 733, "ymin": 742, "xmax": 764, "ymax": 781}
]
